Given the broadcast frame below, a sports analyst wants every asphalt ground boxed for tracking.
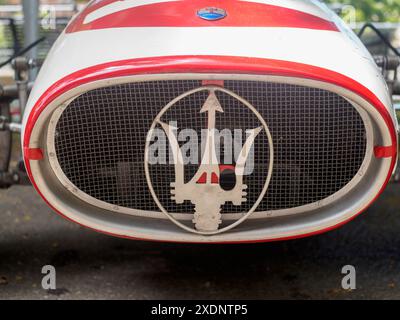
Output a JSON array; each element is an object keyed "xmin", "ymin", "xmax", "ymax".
[{"xmin": 0, "ymin": 181, "xmax": 400, "ymax": 300}]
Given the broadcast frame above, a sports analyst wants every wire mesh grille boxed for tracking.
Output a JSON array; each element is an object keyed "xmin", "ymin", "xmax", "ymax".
[{"xmin": 53, "ymin": 80, "xmax": 367, "ymax": 214}]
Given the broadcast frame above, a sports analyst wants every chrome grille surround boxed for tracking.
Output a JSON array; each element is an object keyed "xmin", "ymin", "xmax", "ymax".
[{"xmin": 45, "ymin": 77, "xmax": 373, "ymax": 221}]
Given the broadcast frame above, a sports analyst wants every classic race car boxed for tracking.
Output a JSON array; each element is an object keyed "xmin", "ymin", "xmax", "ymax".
[{"xmin": 6, "ymin": 0, "xmax": 400, "ymax": 242}]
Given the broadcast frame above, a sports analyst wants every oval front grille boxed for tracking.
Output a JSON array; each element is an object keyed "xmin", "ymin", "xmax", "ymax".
[{"xmin": 51, "ymin": 80, "xmax": 367, "ymax": 215}]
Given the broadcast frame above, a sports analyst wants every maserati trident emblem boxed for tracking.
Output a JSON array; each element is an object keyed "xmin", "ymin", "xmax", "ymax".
[
  {"xmin": 197, "ymin": 7, "xmax": 227, "ymax": 21},
  {"xmin": 145, "ymin": 86, "xmax": 274, "ymax": 235}
]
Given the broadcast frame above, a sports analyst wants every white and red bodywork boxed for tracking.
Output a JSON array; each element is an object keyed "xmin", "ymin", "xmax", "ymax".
[{"xmin": 22, "ymin": 0, "xmax": 398, "ymax": 243}]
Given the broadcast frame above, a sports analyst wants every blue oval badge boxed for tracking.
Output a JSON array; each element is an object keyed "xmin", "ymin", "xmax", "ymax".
[{"xmin": 197, "ymin": 7, "xmax": 227, "ymax": 21}]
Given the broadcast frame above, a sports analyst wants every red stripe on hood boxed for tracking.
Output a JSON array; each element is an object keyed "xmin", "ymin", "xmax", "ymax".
[{"xmin": 66, "ymin": 0, "xmax": 338, "ymax": 33}]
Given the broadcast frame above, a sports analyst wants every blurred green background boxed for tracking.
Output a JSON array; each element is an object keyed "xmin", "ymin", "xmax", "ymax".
[{"xmin": 325, "ymin": 0, "xmax": 400, "ymax": 22}]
